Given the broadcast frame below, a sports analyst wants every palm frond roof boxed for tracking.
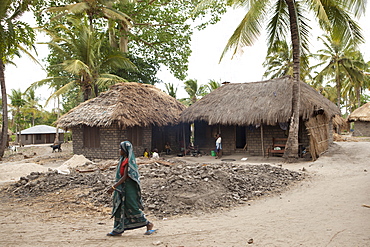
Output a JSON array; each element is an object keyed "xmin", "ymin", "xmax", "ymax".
[
  {"xmin": 181, "ymin": 76, "xmax": 340, "ymax": 126},
  {"xmin": 348, "ymin": 102, "xmax": 370, "ymax": 122},
  {"xmin": 57, "ymin": 82, "xmax": 186, "ymax": 128}
]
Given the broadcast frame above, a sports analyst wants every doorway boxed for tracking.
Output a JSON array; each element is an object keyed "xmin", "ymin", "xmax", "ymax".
[{"xmin": 236, "ymin": 126, "xmax": 246, "ymax": 149}]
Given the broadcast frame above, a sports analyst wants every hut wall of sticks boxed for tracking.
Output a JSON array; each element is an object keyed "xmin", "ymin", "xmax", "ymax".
[
  {"xmin": 348, "ymin": 102, "xmax": 370, "ymax": 137},
  {"xmin": 181, "ymin": 76, "xmax": 340, "ymax": 160},
  {"xmin": 57, "ymin": 82, "xmax": 187, "ymax": 160}
]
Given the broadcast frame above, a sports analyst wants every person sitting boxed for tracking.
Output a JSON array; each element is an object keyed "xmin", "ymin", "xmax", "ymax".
[
  {"xmin": 151, "ymin": 148, "xmax": 159, "ymax": 159},
  {"xmin": 186, "ymin": 143, "xmax": 198, "ymax": 156},
  {"xmin": 143, "ymin": 148, "xmax": 150, "ymax": 158},
  {"xmin": 164, "ymin": 142, "xmax": 172, "ymax": 155}
]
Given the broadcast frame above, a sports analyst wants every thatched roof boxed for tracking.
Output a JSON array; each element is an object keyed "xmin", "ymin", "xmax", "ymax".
[
  {"xmin": 181, "ymin": 76, "xmax": 340, "ymax": 126},
  {"xmin": 348, "ymin": 102, "xmax": 370, "ymax": 122},
  {"xmin": 332, "ymin": 114, "xmax": 348, "ymax": 129},
  {"xmin": 57, "ymin": 82, "xmax": 186, "ymax": 128}
]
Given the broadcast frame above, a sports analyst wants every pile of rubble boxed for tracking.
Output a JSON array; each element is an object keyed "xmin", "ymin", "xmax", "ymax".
[{"xmin": 2, "ymin": 159, "xmax": 306, "ymax": 218}]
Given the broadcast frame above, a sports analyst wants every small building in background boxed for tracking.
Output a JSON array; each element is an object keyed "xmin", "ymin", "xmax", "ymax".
[
  {"xmin": 16, "ymin": 125, "xmax": 66, "ymax": 145},
  {"xmin": 348, "ymin": 102, "xmax": 370, "ymax": 137}
]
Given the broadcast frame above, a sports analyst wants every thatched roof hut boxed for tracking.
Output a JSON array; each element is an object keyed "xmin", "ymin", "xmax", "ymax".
[
  {"xmin": 348, "ymin": 102, "xmax": 370, "ymax": 136},
  {"xmin": 181, "ymin": 76, "xmax": 340, "ymax": 160},
  {"xmin": 332, "ymin": 114, "xmax": 349, "ymax": 133},
  {"xmin": 57, "ymin": 82, "xmax": 186, "ymax": 128},
  {"xmin": 181, "ymin": 76, "xmax": 340, "ymax": 125},
  {"xmin": 348, "ymin": 102, "xmax": 370, "ymax": 122},
  {"xmin": 56, "ymin": 82, "xmax": 187, "ymax": 159}
]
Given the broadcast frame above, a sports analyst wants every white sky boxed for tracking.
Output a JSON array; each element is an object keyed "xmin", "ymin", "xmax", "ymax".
[{"xmin": 4, "ymin": 7, "xmax": 370, "ymax": 108}]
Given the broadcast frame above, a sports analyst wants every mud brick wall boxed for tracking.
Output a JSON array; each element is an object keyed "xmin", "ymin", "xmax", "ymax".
[
  {"xmin": 71, "ymin": 124, "xmax": 152, "ymax": 160},
  {"xmin": 246, "ymin": 124, "xmax": 310, "ymax": 156},
  {"xmin": 220, "ymin": 126, "xmax": 235, "ymax": 155},
  {"xmin": 245, "ymin": 125, "xmax": 286, "ymax": 156},
  {"xmin": 353, "ymin": 122, "xmax": 370, "ymax": 137}
]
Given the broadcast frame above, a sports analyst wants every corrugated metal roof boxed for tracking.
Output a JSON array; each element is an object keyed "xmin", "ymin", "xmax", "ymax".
[{"xmin": 16, "ymin": 125, "xmax": 67, "ymax": 135}]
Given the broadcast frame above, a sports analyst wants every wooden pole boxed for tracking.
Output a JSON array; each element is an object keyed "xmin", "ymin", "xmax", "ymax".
[
  {"xmin": 183, "ymin": 124, "xmax": 186, "ymax": 156},
  {"xmin": 261, "ymin": 124, "xmax": 264, "ymax": 157}
]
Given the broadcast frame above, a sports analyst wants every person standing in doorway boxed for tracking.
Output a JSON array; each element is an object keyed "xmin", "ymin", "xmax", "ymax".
[{"xmin": 215, "ymin": 134, "xmax": 222, "ymax": 159}]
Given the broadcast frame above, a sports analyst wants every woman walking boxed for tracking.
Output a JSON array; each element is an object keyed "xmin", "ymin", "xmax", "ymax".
[{"xmin": 106, "ymin": 141, "xmax": 155, "ymax": 236}]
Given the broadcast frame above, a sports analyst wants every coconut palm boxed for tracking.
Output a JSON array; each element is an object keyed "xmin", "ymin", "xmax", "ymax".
[
  {"xmin": 29, "ymin": 16, "xmax": 136, "ymax": 102},
  {"xmin": 9, "ymin": 89, "xmax": 27, "ymax": 146},
  {"xmin": 263, "ymin": 40, "xmax": 311, "ymax": 81},
  {"xmin": 314, "ymin": 34, "xmax": 369, "ymax": 108},
  {"xmin": 23, "ymin": 89, "xmax": 42, "ymax": 127},
  {"xmin": 0, "ymin": 0, "xmax": 36, "ymax": 156},
  {"xmin": 184, "ymin": 79, "xmax": 207, "ymax": 105},
  {"xmin": 206, "ymin": 79, "xmax": 221, "ymax": 93},
  {"xmin": 164, "ymin": 83, "xmax": 178, "ymax": 98},
  {"xmin": 46, "ymin": 0, "xmax": 133, "ymax": 52},
  {"xmin": 341, "ymin": 57, "xmax": 370, "ymax": 110},
  {"xmin": 196, "ymin": 0, "xmax": 366, "ymax": 160}
]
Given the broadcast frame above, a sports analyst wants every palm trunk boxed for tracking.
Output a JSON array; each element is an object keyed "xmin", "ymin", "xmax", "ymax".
[
  {"xmin": 119, "ymin": 21, "xmax": 129, "ymax": 53},
  {"xmin": 356, "ymin": 87, "xmax": 361, "ymax": 108},
  {"xmin": 54, "ymin": 96, "xmax": 60, "ymax": 144},
  {"xmin": 108, "ymin": 20, "xmax": 118, "ymax": 48},
  {"xmin": 283, "ymin": 0, "xmax": 300, "ymax": 161},
  {"xmin": 336, "ymin": 65, "xmax": 341, "ymax": 108},
  {"xmin": 0, "ymin": 60, "xmax": 9, "ymax": 158}
]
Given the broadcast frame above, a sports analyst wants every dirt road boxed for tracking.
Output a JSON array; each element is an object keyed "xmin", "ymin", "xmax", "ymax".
[{"xmin": 0, "ymin": 141, "xmax": 369, "ymax": 247}]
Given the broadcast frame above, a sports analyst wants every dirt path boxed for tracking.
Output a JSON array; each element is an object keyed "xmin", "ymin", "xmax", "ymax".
[{"xmin": 0, "ymin": 141, "xmax": 369, "ymax": 247}]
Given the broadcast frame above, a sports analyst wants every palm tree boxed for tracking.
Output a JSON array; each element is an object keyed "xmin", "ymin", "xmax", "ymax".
[
  {"xmin": 0, "ymin": 0, "xmax": 36, "ymax": 157},
  {"xmin": 183, "ymin": 79, "xmax": 207, "ymax": 105},
  {"xmin": 164, "ymin": 83, "xmax": 178, "ymax": 98},
  {"xmin": 206, "ymin": 79, "xmax": 221, "ymax": 93},
  {"xmin": 263, "ymin": 40, "xmax": 311, "ymax": 81},
  {"xmin": 196, "ymin": 0, "xmax": 366, "ymax": 161},
  {"xmin": 46, "ymin": 0, "xmax": 133, "ymax": 52},
  {"xmin": 314, "ymin": 34, "xmax": 369, "ymax": 108},
  {"xmin": 23, "ymin": 89, "xmax": 42, "ymax": 127},
  {"xmin": 341, "ymin": 57, "xmax": 370, "ymax": 111},
  {"xmin": 30, "ymin": 16, "xmax": 136, "ymax": 102},
  {"xmin": 9, "ymin": 89, "xmax": 27, "ymax": 146}
]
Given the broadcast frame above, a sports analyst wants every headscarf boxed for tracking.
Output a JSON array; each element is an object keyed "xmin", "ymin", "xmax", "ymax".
[
  {"xmin": 117, "ymin": 141, "xmax": 141, "ymax": 186},
  {"xmin": 112, "ymin": 141, "xmax": 144, "ymax": 215}
]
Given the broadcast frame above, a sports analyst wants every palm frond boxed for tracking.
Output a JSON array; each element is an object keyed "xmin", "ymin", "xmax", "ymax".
[
  {"xmin": 95, "ymin": 74, "xmax": 127, "ymax": 87},
  {"xmin": 267, "ymin": 0, "xmax": 289, "ymax": 53},
  {"xmin": 62, "ymin": 59, "xmax": 91, "ymax": 76},
  {"xmin": 220, "ymin": 0, "xmax": 270, "ymax": 61},
  {"xmin": 45, "ymin": 80, "xmax": 77, "ymax": 106},
  {"xmin": 102, "ymin": 7, "xmax": 133, "ymax": 28},
  {"xmin": 47, "ymin": 2, "xmax": 89, "ymax": 14}
]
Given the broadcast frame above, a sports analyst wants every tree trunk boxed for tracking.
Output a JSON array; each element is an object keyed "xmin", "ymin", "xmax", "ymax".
[
  {"xmin": 119, "ymin": 21, "xmax": 129, "ymax": 53},
  {"xmin": 336, "ymin": 64, "xmax": 341, "ymax": 108},
  {"xmin": 356, "ymin": 87, "xmax": 361, "ymax": 108},
  {"xmin": 108, "ymin": 20, "xmax": 118, "ymax": 48},
  {"xmin": 82, "ymin": 83, "xmax": 92, "ymax": 101},
  {"xmin": 0, "ymin": 60, "xmax": 9, "ymax": 158},
  {"xmin": 54, "ymin": 96, "xmax": 60, "ymax": 144},
  {"xmin": 283, "ymin": 0, "xmax": 300, "ymax": 162}
]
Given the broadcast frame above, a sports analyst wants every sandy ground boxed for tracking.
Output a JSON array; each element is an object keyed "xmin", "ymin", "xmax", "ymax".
[{"xmin": 0, "ymin": 140, "xmax": 369, "ymax": 247}]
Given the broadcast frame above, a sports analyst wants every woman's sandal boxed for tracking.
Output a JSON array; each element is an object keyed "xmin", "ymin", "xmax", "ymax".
[
  {"xmin": 107, "ymin": 231, "xmax": 123, "ymax": 236},
  {"xmin": 144, "ymin": 229, "xmax": 157, "ymax": 235}
]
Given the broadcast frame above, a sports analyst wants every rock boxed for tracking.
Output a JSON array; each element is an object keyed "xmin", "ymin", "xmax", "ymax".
[{"xmin": 3, "ymin": 159, "xmax": 306, "ymax": 218}]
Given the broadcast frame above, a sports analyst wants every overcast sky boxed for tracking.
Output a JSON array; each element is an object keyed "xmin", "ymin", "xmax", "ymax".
[{"xmin": 4, "ymin": 7, "xmax": 370, "ymax": 108}]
